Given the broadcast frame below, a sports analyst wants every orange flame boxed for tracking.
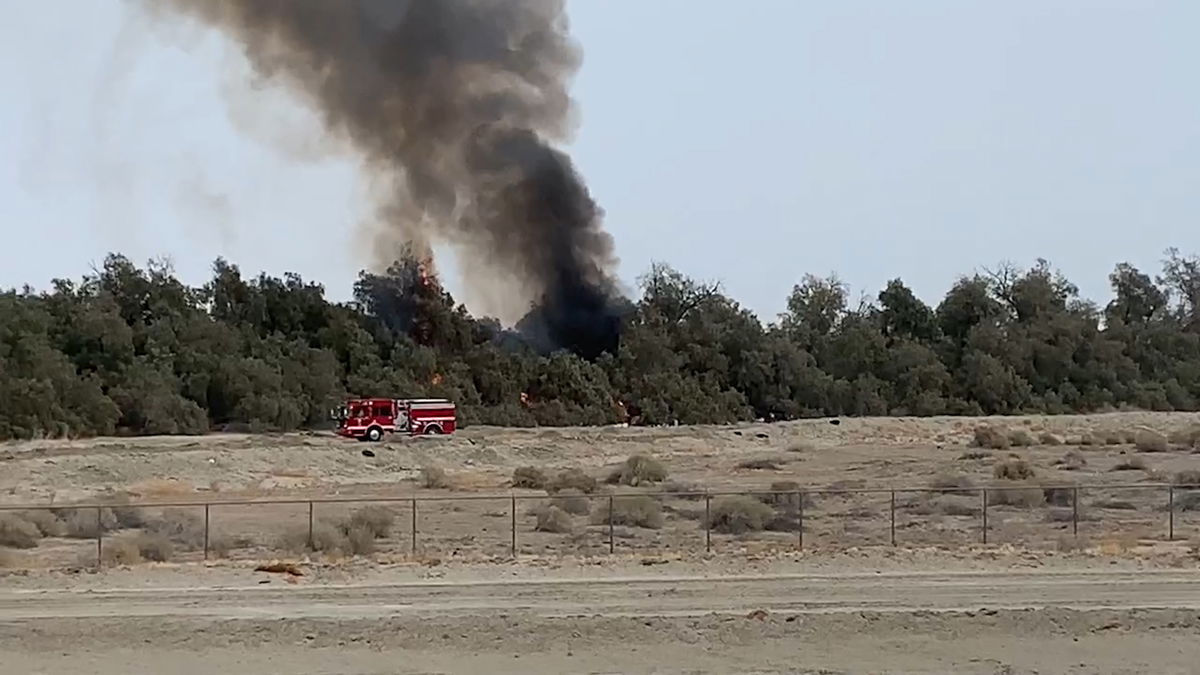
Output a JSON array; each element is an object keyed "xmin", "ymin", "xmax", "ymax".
[
  {"xmin": 430, "ymin": 373, "xmax": 444, "ymax": 386},
  {"xmin": 519, "ymin": 392, "xmax": 531, "ymax": 407},
  {"xmin": 417, "ymin": 256, "xmax": 437, "ymax": 289}
]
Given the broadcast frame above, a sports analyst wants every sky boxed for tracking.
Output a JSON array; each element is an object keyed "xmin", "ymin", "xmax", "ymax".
[{"xmin": 0, "ymin": 0, "xmax": 1197, "ymax": 322}]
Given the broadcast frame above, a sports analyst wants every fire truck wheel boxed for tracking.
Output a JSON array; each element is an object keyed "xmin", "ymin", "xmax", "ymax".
[
  {"xmin": 366, "ymin": 427, "xmax": 383, "ymax": 442},
  {"xmin": 423, "ymin": 424, "xmax": 443, "ymax": 436}
]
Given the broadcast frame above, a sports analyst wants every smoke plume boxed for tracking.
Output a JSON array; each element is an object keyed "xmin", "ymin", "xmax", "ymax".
[{"xmin": 143, "ymin": 0, "xmax": 621, "ymax": 357}]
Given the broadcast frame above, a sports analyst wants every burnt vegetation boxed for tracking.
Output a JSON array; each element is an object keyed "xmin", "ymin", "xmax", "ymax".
[{"xmin": 4, "ymin": 252, "xmax": 1200, "ymax": 440}]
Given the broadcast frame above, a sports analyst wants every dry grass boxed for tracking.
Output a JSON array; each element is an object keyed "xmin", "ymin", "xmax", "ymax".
[
  {"xmin": 347, "ymin": 505, "xmax": 395, "ymax": 538},
  {"xmin": 18, "ymin": 510, "xmax": 64, "ymax": 537},
  {"xmin": 706, "ymin": 496, "xmax": 774, "ymax": 534},
  {"xmin": 988, "ymin": 485, "xmax": 1046, "ymax": 508},
  {"xmin": 660, "ymin": 480, "xmax": 704, "ymax": 499},
  {"xmin": 549, "ymin": 489, "xmax": 591, "ymax": 516},
  {"xmin": 1173, "ymin": 470, "xmax": 1200, "ymax": 487},
  {"xmin": 1102, "ymin": 431, "xmax": 1125, "ymax": 446},
  {"xmin": 101, "ymin": 537, "xmax": 142, "ymax": 566},
  {"xmin": 61, "ymin": 507, "xmax": 117, "ymax": 539},
  {"xmin": 736, "ymin": 457, "xmax": 785, "ymax": 471},
  {"xmin": 1042, "ymin": 485, "xmax": 1074, "ymax": 507},
  {"xmin": 420, "ymin": 466, "xmax": 452, "ymax": 489},
  {"xmin": 958, "ymin": 450, "xmax": 992, "ymax": 461},
  {"xmin": 758, "ymin": 481, "xmax": 812, "ymax": 510},
  {"xmin": 1054, "ymin": 449, "xmax": 1087, "ymax": 471},
  {"xmin": 547, "ymin": 468, "xmax": 598, "ymax": 494},
  {"xmin": 135, "ymin": 533, "xmax": 174, "ymax": 562},
  {"xmin": 1135, "ymin": 429, "xmax": 1169, "ymax": 453},
  {"xmin": 1110, "ymin": 456, "xmax": 1148, "ymax": 472},
  {"xmin": 511, "ymin": 466, "xmax": 547, "ymax": 490},
  {"xmin": 973, "ymin": 426, "xmax": 1010, "ymax": 450},
  {"xmin": 786, "ymin": 442, "xmax": 814, "ymax": 454},
  {"xmin": 993, "ymin": 456, "xmax": 1036, "ymax": 481},
  {"xmin": 1168, "ymin": 425, "xmax": 1200, "ymax": 448},
  {"xmin": 344, "ymin": 524, "xmax": 377, "ymax": 555},
  {"xmin": 145, "ymin": 509, "xmax": 205, "ymax": 551},
  {"xmin": 1038, "ymin": 431, "xmax": 1064, "ymax": 446},
  {"xmin": 592, "ymin": 495, "xmax": 663, "ymax": 530},
  {"xmin": 930, "ymin": 472, "xmax": 976, "ymax": 494},
  {"xmin": 1008, "ymin": 428, "xmax": 1035, "ymax": 447},
  {"xmin": 606, "ymin": 455, "xmax": 668, "ymax": 487},
  {"xmin": 1093, "ymin": 498, "xmax": 1138, "ymax": 510},
  {"xmin": 534, "ymin": 505, "xmax": 574, "ymax": 534},
  {"xmin": 0, "ymin": 514, "xmax": 41, "ymax": 549}
]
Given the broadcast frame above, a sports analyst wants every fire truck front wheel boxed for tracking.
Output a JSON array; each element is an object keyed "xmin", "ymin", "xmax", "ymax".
[
  {"xmin": 366, "ymin": 427, "xmax": 384, "ymax": 442},
  {"xmin": 423, "ymin": 424, "xmax": 443, "ymax": 435}
]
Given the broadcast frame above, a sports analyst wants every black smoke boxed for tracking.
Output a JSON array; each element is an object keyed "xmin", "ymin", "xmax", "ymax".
[{"xmin": 144, "ymin": 0, "xmax": 622, "ymax": 358}]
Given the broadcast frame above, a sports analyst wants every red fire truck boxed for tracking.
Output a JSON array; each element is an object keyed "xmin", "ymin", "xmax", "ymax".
[{"xmin": 332, "ymin": 398, "xmax": 457, "ymax": 441}]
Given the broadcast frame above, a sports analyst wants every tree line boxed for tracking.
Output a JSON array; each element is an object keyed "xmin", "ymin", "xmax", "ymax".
[{"xmin": 2, "ymin": 248, "xmax": 1200, "ymax": 440}]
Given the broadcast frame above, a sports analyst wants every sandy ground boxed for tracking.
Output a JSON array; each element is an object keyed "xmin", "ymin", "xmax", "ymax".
[
  {"xmin": 3, "ymin": 553, "xmax": 1200, "ymax": 673},
  {"xmin": 5, "ymin": 412, "xmax": 1200, "ymax": 672}
]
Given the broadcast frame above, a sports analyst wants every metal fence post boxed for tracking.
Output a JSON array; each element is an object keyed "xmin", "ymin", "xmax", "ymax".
[
  {"xmin": 890, "ymin": 490, "xmax": 896, "ymax": 546},
  {"xmin": 411, "ymin": 498, "xmax": 418, "ymax": 556},
  {"xmin": 704, "ymin": 493, "xmax": 711, "ymax": 553},
  {"xmin": 511, "ymin": 494, "xmax": 517, "ymax": 558},
  {"xmin": 608, "ymin": 495, "xmax": 615, "ymax": 554},
  {"xmin": 798, "ymin": 492, "xmax": 805, "ymax": 550},
  {"xmin": 1169, "ymin": 485, "xmax": 1175, "ymax": 541},
  {"xmin": 1072, "ymin": 486, "xmax": 1079, "ymax": 537},
  {"xmin": 95, "ymin": 506, "xmax": 103, "ymax": 566},
  {"xmin": 204, "ymin": 504, "xmax": 210, "ymax": 561},
  {"xmin": 307, "ymin": 501, "xmax": 314, "ymax": 550},
  {"xmin": 981, "ymin": 489, "xmax": 989, "ymax": 545}
]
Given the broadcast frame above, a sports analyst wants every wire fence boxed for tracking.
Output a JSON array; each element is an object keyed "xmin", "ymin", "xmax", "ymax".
[{"xmin": 0, "ymin": 482, "xmax": 1195, "ymax": 568}]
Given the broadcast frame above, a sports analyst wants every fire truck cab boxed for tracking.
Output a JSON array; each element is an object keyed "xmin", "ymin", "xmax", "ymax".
[{"xmin": 332, "ymin": 397, "xmax": 456, "ymax": 441}]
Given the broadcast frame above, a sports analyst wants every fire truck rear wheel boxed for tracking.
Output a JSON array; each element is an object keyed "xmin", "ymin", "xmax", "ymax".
[
  {"xmin": 366, "ymin": 427, "xmax": 383, "ymax": 442},
  {"xmin": 423, "ymin": 425, "xmax": 443, "ymax": 436}
]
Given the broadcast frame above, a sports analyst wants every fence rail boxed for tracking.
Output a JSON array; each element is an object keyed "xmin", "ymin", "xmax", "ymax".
[{"xmin": 1, "ymin": 481, "xmax": 1195, "ymax": 568}]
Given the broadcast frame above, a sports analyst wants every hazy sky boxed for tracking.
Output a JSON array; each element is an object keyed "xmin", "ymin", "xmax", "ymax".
[{"xmin": 1, "ymin": 1, "xmax": 1196, "ymax": 321}]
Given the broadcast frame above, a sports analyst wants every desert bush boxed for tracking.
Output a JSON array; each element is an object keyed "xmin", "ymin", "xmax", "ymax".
[
  {"xmin": 1008, "ymin": 428, "xmax": 1035, "ymax": 447},
  {"xmin": 61, "ymin": 508, "xmax": 117, "ymax": 539},
  {"xmin": 208, "ymin": 535, "xmax": 235, "ymax": 559},
  {"xmin": 958, "ymin": 450, "xmax": 992, "ymax": 461},
  {"xmin": 146, "ymin": 509, "xmax": 205, "ymax": 550},
  {"xmin": 1175, "ymin": 492, "xmax": 1200, "ymax": 512},
  {"xmin": 1173, "ymin": 470, "xmax": 1200, "ymax": 487},
  {"xmin": 135, "ymin": 533, "xmax": 174, "ymax": 562},
  {"xmin": 547, "ymin": 468, "xmax": 598, "ymax": 494},
  {"xmin": 282, "ymin": 522, "xmax": 348, "ymax": 554},
  {"xmin": 420, "ymin": 466, "xmax": 452, "ymax": 489},
  {"xmin": 347, "ymin": 505, "xmax": 395, "ymax": 538},
  {"xmin": 930, "ymin": 472, "xmax": 976, "ymax": 494},
  {"xmin": 511, "ymin": 466, "xmax": 548, "ymax": 490},
  {"xmin": 1102, "ymin": 431, "xmax": 1124, "ymax": 446},
  {"xmin": 973, "ymin": 426, "xmax": 1010, "ymax": 450},
  {"xmin": 706, "ymin": 496, "xmax": 774, "ymax": 534},
  {"xmin": 1042, "ymin": 486, "xmax": 1074, "ymax": 507},
  {"xmin": 786, "ymin": 442, "xmax": 814, "ymax": 454},
  {"xmin": 936, "ymin": 495, "xmax": 979, "ymax": 516},
  {"xmin": 1079, "ymin": 432, "xmax": 1100, "ymax": 446},
  {"xmin": 550, "ymin": 489, "xmax": 591, "ymax": 516},
  {"xmin": 592, "ymin": 495, "xmax": 663, "ymax": 529},
  {"xmin": 18, "ymin": 510, "xmax": 64, "ymax": 537},
  {"xmin": 606, "ymin": 455, "xmax": 668, "ymax": 486},
  {"xmin": 1135, "ymin": 429, "xmax": 1169, "ymax": 453},
  {"xmin": 736, "ymin": 458, "xmax": 784, "ymax": 471},
  {"xmin": 660, "ymin": 480, "xmax": 704, "ymax": 499},
  {"xmin": 1038, "ymin": 431, "xmax": 1064, "ymax": 446},
  {"xmin": 1054, "ymin": 450, "xmax": 1087, "ymax": 471},
  {"xmin": 1110, "ymin": 456, "xmax": 1147, "ymax": 472},
  {"xmin": 1168, "ymin": 425, "xmax": 1200, "ymax": 448},
  {"xmin": 101, "ymin": 537, "xmax": 142, "ymax": 566},
  {"xmin": 0, "ymin": 514, "xmax": 42, "ymax": 549},
  {"xmin": 988, "ymin": 485, "xmax": 1045, "ymax": 508},
  {"xmin": 1045, "ymin": 508, "xmax": 1091, "ymax": 523},
  {"xmin": 344, "ymin": 524, "xmax": 377, "ymax": 555},
  {"xmin": 993, "ymin": 456, "xmax": 1035, "ymax": 481},
  {"xmin": 105, "ymin": 494, "xmax": 146, "ymax": 529},
  {"xmin": 534, "ymin": 505, "xmax": 574, "ymax": 534}
]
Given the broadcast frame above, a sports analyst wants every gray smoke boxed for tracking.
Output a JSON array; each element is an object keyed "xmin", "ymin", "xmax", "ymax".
[{"xmin": 144, "ymin": 0, "xmax": 621, "ymax": 357}]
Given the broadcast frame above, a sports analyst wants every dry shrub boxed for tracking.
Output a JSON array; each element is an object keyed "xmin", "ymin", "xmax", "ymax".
[
  {"xmin": 758, "ymin": 481, "xmax": 812, "ymax": 510},
  {"xmin": 105, "ymin": 494, "xmax": 146, "ymax": 529},
  {"xmin": 606, "ymin": 455, "xmax": 668, "ymax": 487},
  {"xmin": 344, "ymin": 524, "xmax": 377, "ymax": 555},
  {"xmin": 936, "ymin": 495, "xmax": 979, "ymax": 516},
  {"xmin": 660, "ymin": 480, "xmax": 704, "ymax": 500},
  {"xmin": 135, "ymin": 533, "xmax": 174, "ymax": 562},
  {"xmin": 1079, "ymin": 432, "xmax": 1100, "ymax": 446},
  {"xmin": 993, "ymin": 456, "xmax": 1035, "ymax": 481},
  {"xmin": 1102, "ymin": 431, "xmax": 1124, "ymax": 446},
  {"xmin": 1110, "ymin": 456, "xmax": 1147, "ymax": 472},
  {"xmin": 1046, "ymin": 508, "xmax": 1095, "ymax": 523},
  {"xmin": 550, "ymin": 489, "xmax": 590, "ymax": 516},
  {"xmin": 420, "ymin": 466, "xmax": 452, "ymax": 489},
  {"xmin": 1008, "ymin": 428, "xmax": 1035, "ymax": 447},
  {"xmin": 592, "ymin": 495, "xmax": 663, "ymax": 530},
  {"xmin": 706, "ymin": 496, "xmax": 774, "ymax": 534},
  {"xmin": 1173, "ymin": 470, "xmax": 1200, "ymax": 487},
  {"xmin": 1168, "ymin": 425, "xmax": 1200, "ymax": 448},
  {"xmin": 973, "ymin": 426, "xmax": 1010, "ymax": 450},
  {"xmin": 1043, "ymin": 486, "xmax": 1074, "ymax": 507},
  {"xmin": 736, "ymin": 458, "xmax": 784, "ymax": 471},
  {"xmin": 61, "ymin": 507, "xmax": 117, "ymax": 539},
  {"xmin": 1054, "ymin": 450, "xmax": 1087, "ymax": 471},
  {"xmin": 0, "ymin": 514, "xmax": 42, "ymax": 549},
  {"xmin": 1093, "ymin": 498, "xmax": 1137, "ymax": 511},
  {"xmin": 1135, "ymin": 429, "xmax": 1169, "ymax": 453},
  {"xmin": 958, "ymin": 450, "xmax": 992, "ymax": 461},
  {"xmin": 18, "ymin": 510, "xmax": 64, "ymax": 537},
  {"xmin": 1038, "ymin": 431, "xmax": 1064, "ymax": 446},
  {"xmin": 1056, "ymin": 535, "xmax": 1090, "ymax": 553},
  {"xmin": 547, "ymin": 468, "xmax": 598, "ymax": 494},
  {"xmin": 786, "ymin": 442, "xmax": 814, "ymax": 454},
  {"xmin": 988, "ymin": 485, "xmax": 1046, "ymax": 508},
  {"xmin": 1175, "ymin": 493, "xmax": 1200, "ymax": 512},
  {"xmin": 534, "ymin": 505, "xmax": 574, "ymax": 534},
  {"xmin": 347, "ymin": 505, "xmax": 395, "ymax": 538},
  {"xmin": 101, "ymin": 537, "xmax": 142, "ymax": 566},
  {"xmin": 511, "ymin": 466, "xmax": 547, "ymax": 490},
  {"xmin": 930, "ymin": 472, "xmax": 976, "ymax": 494},
  {"xmin": 146, "ymin": 509, "xmax": 205, "ymax": 551},
  {"xmin": 281, "ymin": 522, "xmax": 347, "ymax": 554},
  {"xmin": 208, "ymin": 535, "xmax": 235, "ymax": 559}
]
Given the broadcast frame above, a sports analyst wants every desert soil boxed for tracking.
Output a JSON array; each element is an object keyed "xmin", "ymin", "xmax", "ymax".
[{"xmin": 4, "ymin": 411, "xmax": 1200, "ymax": 672}]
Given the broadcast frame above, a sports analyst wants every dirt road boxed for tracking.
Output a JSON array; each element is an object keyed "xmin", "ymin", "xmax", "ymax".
[{"xmin": 4, "ymin": 566, "xmax": 1200, "ymax": 673}]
